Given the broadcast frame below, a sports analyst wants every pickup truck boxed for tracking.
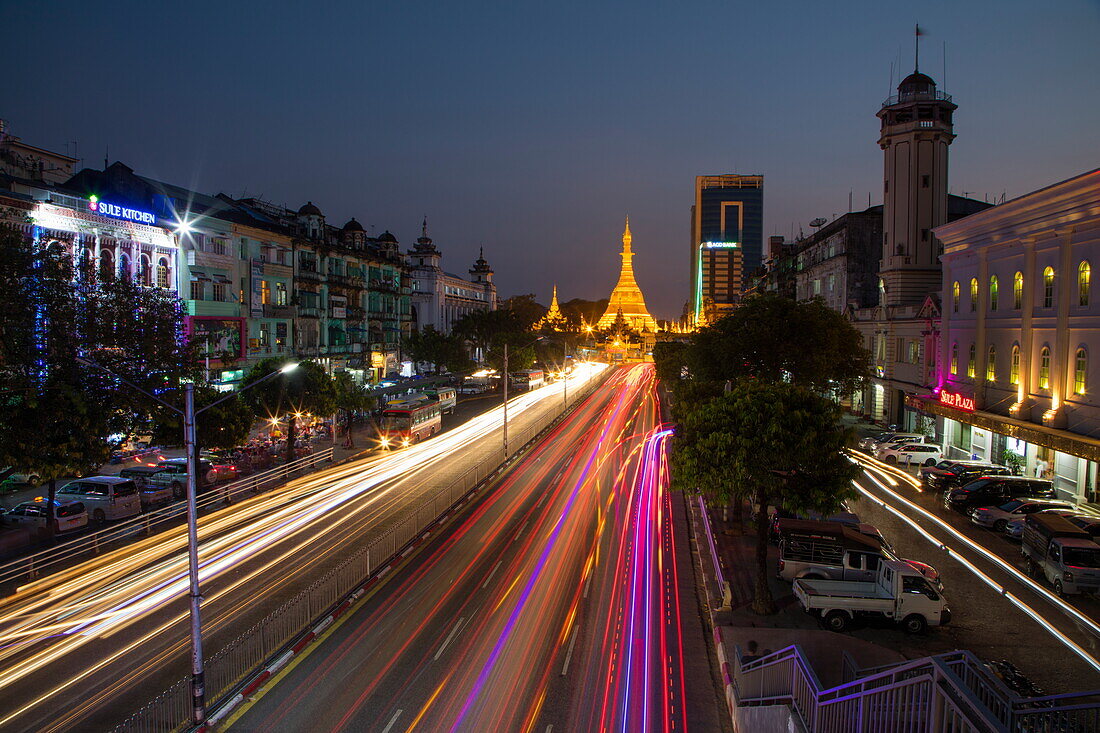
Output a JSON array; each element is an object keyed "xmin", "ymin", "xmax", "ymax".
[
  {"xmin": 1021, "ymin": 513, "xmax": 1100, "ymax": 596},
  {"xmin": 776, "ymin": 518, "xmax": 943, "ymax": 589},
  {"xmin": 141, "ymin": 459, "xmax": 218, "ymax": 499},
  {"xmin": 793, "ymin": 558, "xmax": 951, "ymax": 635}
]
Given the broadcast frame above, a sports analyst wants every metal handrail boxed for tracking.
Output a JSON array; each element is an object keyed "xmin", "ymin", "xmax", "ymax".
[
  {"xmin": 113, "ymin": 372, "xmax": 606, "ymax": 733},
  {"xmin": 0, "ymin": 449, "xmax": 335, "ymax": 589}
]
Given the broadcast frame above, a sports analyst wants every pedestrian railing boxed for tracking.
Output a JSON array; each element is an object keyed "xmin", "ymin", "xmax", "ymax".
[
  {"xmin": 0, "ymin": 449, "xmax": 335, "ymax": 589},
  {"xmin": 733, "ymin": 644, "xmax": 1100, "ymax": 732},
  {"xmin": 112, "ymin": 372, "xmax": 606, "ymax": 733}
]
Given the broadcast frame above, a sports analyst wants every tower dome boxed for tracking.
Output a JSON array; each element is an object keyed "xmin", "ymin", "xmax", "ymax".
[
  {"xmin": 298, "ymin": 201, "xmax": 323, "ymax": 216},
  {"xmin": 342, "ymin": 217, "xmax": 364, "ymax": 232},
  {"xmin": 898, "ymin": 71, "xmax": 936, "ymax": 97}
]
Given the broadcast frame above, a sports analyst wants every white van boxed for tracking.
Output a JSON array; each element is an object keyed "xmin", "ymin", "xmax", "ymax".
[{"xmin": 57, "ymin": 476, "xmax": 142, "ymax": 522}]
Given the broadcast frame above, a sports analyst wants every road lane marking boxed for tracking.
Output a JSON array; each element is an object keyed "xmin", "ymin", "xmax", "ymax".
[
  {"xmin": 434, "ymin": 617, "xmax": 466, "ymax": 660},
  {"xmin": 381, "ymin": 709, "xmax": 403, "ymax": 733},
  {"xmin": 482, "ymin": 561, "xmax": 502, "ymax": 589},
  {"xmin": 560, "ymin": 623, "xmax": 580, "ymax": 676},
  {"xmin": 513, "ymin": 520, "xmax": 529, "ymax": 542}
]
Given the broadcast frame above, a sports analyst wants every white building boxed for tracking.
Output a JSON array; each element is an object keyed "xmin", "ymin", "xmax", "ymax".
[
  {"xmin": 406, "ymin": 220, "xmax": 496, "ymax": 333},
  {"xmin": 916, "ymin": 168, "xmax": 1100, "ymax": 504}
]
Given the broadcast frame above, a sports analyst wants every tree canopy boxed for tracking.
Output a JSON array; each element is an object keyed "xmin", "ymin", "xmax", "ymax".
[
  {"xmin": 404, "ymin": 326, "xmax": 473, "ymax": 374},
  {"xmin": 242, "ymin": 358, "xmax": 336, "ymax": 464}
]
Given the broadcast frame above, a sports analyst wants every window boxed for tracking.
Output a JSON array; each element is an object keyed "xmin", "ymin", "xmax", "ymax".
[
  {"xmin": 139, "ymin": 256, "xmax": 152, "ymax": 286},
  {"xmin": 921, "ymin": 228, "xmax": 929, "ymax": 242},
  {"xmin": 950, "ymin": 343, "xmax": 958, "ymax": 375},
  {"xmin": 922, "ymin": 174, "xmax": 931, "ymax": 187},
  {"xmin": 1079, "ymin": 261, "xmax": 1091, "ymax": 306},
  {"xmin": 1014, "ymin": 271, "xmax": 1024, "ymax": 309},
  {"xmin": 212, "ymin": 282, "xmax": 226, "ymax": 302},
  {"xmin": 190, "ymin": 280, "xmax": 204, "ymax": 301},
  {"xmin": 884, "ymin": 180, "xmax": 889, "ymax": 193},
  {"xmin": 969, "ymin": 278, "xmax": 978, "ymax": 311},
  {"xmin": 986, "ymin": 345, "xmax": 996, "ymax": 382},
  {"xmin": 1043, "ymin": 267, "xmax": 1055, "ymax": 308},
  {"xmin": 989, "ymin": 276, "xmax": 999, "ymax": 311},
  {"xmin": 99, "ymin": 250, "xmax": 114, "ymax": 280},
  {"xmin": 156, "ymin": 258, "xmax": 170, "ymax": 288},
  {"xmin": 908, "ymin": 340, "xmax": 920, "ymax": 364},
  {"xmin": 1011, "ymin": 345, "xmax": 1021, "ymax": 385},
  {"xmin": 1039, "ymin": 346, "xmax": 1051, "ymax": 389},
  {"xmin": 920, "ymin": 121, "xmax": 934, "ymax": 129},
  {"xmin": 119, "ymin": 253, "xmax": 131, "ymax": 280},
  {"xmin": 275, "ymin": 282, "xmax": 288, "ymax": 306},
  {"xmin": 261, "ymin": 280, "xmax": 271, "ymax": 305},
  {"xmin": 952, "ymin": 281, "xmax": 960, "ymax": 312},
  {"xmin": 967, "ymin": 344, "xmax": 976, "ymax": 378},
  {"xmin": 1076, "ymin": 348, "xmax": 1087, "ymax": 395}
]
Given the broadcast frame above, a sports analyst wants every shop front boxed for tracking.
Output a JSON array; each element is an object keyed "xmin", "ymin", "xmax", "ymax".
[{"xmin": 906, "ymin": 394, "xmax": 1100, "ymax": 505}]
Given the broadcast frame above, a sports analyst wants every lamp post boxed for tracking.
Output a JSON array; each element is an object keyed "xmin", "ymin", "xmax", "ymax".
[
  {"xmin": 76, "ymin": 357, "xmax": 297, "ymax": 725},
  {"xmin": 502, "ymin": 343, "xmax": 508, "ymax": 458}
]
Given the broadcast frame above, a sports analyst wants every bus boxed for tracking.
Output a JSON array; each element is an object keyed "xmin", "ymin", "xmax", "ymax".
[
  {"xmin": 380, "ymin": 400, "xmax": 442, "ymax": 448},
  {"xmin": 423, "ymin": 387, "xmax": 457, "ymax": 414},
  {"xmin": 509, "ymin": 369, "xmax": 545, "ymax": 390}
]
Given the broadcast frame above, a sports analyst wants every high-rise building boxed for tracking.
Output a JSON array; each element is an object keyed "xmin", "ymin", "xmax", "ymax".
[{"xmin": 690, "ymin": 174, "xmax": 763, "ymax": 323}]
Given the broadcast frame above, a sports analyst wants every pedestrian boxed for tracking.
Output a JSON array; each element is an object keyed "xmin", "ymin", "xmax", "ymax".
[
  {"xmin": 740, "ymin": 640, "xmax": 760, "ymax": 664},
  {"xmin": 1035, "ymin": 456, "xmax": 1050, "ymax": 479}
]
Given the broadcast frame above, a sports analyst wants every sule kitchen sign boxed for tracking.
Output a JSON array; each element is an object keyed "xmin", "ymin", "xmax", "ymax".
[{"xmin": 88, "ymin": 195, "xmax": 157, "ymax": 225}]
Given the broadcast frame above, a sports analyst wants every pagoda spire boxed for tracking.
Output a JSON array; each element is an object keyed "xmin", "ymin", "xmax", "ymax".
[{"xmin": 596, "ymin": 216, "xmax": 658, "ymax": 332}]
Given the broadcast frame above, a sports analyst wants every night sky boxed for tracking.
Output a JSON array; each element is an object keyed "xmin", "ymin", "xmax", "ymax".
[{"xmin": 5, "ymin": 1, "xmax": 1098, "ymax": 319}]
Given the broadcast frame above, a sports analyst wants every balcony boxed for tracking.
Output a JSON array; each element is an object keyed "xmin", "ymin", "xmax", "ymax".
[
  {"xmin": 345, "ymin": 306, "xmax": 366, "ymax": 320},
  {"xmin": 328, "ymin": 273, "xmax": 362, "ymax": 288},
  {"xmin": 263, "ymin": 304, "xmax": 294, "ymax": 318},
  {"xmin": 368, "ymin": 309, "xmax": 397, "ymax": 320},
  {"xmin": 881, "ymin": 90, "xmax": 952, "ymax": 108},
  {"xmin": 297, "ymin": 269, "xmax": 322, "ymax": 282},
  {"xmin": 298, "ymin": 305, "xmax": 321, "ymax": 318}
]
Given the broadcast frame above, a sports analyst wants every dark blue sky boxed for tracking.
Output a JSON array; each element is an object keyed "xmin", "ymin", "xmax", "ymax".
[{"xmin": 5, "ymin": 1, "xmax": 1098, "ymax": 318}]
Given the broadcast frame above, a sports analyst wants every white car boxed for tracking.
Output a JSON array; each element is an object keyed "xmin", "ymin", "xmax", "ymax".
[
  {"xmin": 875, "ymin": 442, "xmax": 944, "ymax": 466},
  {"xmin": 970, "ymin": 499, "xmax": 1077, "ymax": 533},
  {"xmin": 857, "ymin": 432, "xmax": 925, "ymax": 452},
  {"xmin": 1004, "ymin": 509, "xmax": 1085, "ymax": 540},
  {"xmin": 1, "ymin": 499, "xmax": 89, "ymax": 536}
]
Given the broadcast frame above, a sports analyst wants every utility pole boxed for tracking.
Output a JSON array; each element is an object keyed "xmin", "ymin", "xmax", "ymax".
[
  {"xmin": 563, "ymin": 343, "xmax": 568, "ymax": 409},
  {"xmin": 183, "ymin": 384, "xmax": 205, "ymax": 724},
  {"xmin": 502, "ymin": 343, "xmax": 509, "ymax": 457}
]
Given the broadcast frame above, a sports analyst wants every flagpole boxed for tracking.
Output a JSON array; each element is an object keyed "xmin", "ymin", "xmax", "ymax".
[{"xmin": 915, "ymin": 24, "xmax": 920, "ymax": 72}]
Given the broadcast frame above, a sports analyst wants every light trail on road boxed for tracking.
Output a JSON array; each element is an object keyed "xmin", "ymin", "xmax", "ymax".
[
  {"xmin": 228, "ymin": 363, "xmax": 696, "ymax": 733},
  {"xmin": 0, "ymin": 363, "xmax": 606, "ymax": 731}
]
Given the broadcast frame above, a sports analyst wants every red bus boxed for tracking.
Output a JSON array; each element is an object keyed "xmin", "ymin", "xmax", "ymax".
[{"xmin": 380, "ymin": 400, "xmax": 442, "ymax": 448}]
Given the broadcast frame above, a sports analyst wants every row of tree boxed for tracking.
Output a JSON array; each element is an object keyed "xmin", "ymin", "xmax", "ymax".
[{"xmin": 658, "ymin": 293, "xmax": 872, "ymax": 614}]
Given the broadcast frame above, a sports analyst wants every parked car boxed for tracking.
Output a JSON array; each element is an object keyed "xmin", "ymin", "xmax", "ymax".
[
  {"xmin": 0, "ymin": 467, "xmax": 41, "ymax": 492},
  {"xmin": 857, "ymin": 432, "xmax": 926, "ymax": 452},
  {"xmin": 56, "ymin": 477, "xmax": 143, "ymax": 522},
  {"xmin": 970, "ymin": 498, "xmax": 1078, "ymax": 533},
  {"xmin": 1021, "ymin": 513, "xmax": 1100, "ymax": 595},
  {"xmin": 920, "ymin": 461, "xmax": 1013, "ymax": 492},
  {"xmin": 1066, "ymin": 515, "xmax": 1100, "ymax": 538},
  {"xmin": 793, "ymin": 558, "xmax": 951, "ymax": 634},
  {"xmin": 875, "ymin": 442, "xmax": 944, "ymax": 466},
  {"xmin": 768, "ymin": 509, "xmax": 864, "ymax": 544},
  {"xmin": 1005, "ymin": 509, "xmax": 1083, "ymax": 540},
  {"xmin": 943, "ymin": 476, "xmax": 1056, "ymax": 513},
  {"xmin": 143, "ymin": 458, "xmax": 219, "ymax": 499},
  {"xmin": 1, "ymin": 499, "xmax": 88, "ymax": 536}
]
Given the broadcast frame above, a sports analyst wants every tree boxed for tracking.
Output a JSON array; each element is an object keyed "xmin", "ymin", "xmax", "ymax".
[
  {"xmin": 689, "ymin": 292, "xmax": 871, "ymax": 396},
  {"xmin": 241, "ymin": 359, "xmax": 337, "ymax": 465},
  {"xmin": 403, "ymin": 327, "xmax": 473, "ymax": 374},
  {"xmin": 332, "ymin": 371, "xmax": 368, "ymax": 447},
  {"xmin": 652, "ymin": 341, "xmax": 689, "ymax": 384},
  {"xmin": 671, "ymin": 381, "xmax": 860, "ymax": 615},
  {"xmin": 559, "ymin": 297, "xmax": 609, "ymax": 330},
  {"xmin": 499, "ymin": 293, "xmax": 546, "ymax": 331},
  {"xmin": 148, "ymin": 386, "xmax": 255, "ymax": 454}
]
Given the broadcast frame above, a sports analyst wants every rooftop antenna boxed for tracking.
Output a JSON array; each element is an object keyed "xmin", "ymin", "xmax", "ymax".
[
  {"xmin": 848, "ymin": 190, "xmax": 853, "ymax": 213},
  {"xmin": 943, "ymin": 40, "xmax": 947, "ymax": 89},
  {"xmin": 889, "ymin": 61, "xmax": 894, "ymax": 97},
  {"xmin": 915, "ymin": 24, "xmax": 923, "ymax": 73},
  {"xmin": 104, "ymin": 145, "xmax": 109, "ymax": 170}
]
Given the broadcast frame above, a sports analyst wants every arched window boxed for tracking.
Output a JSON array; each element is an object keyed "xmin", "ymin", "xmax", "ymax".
[
  {"xmin": 1043, "ymin": 267, "xmax": 1055, "ymax": 308},
  {"xmin": 1039, "ymin": 346, "xmax": 1051, "ymax": 389},
  {"xmin": 156, "ymin": 258, "xmax": 170, "ymax": 288},
  {"xmin": 1079, "ymin": 261, "xmax": 1091, "ymax": 307},
  {"xmin": 989, "ymin": 275, "xmax": 999, "ymax": 311},
  {"xmin": 1014, "ymin": 271, "xmax": 1024, "ymax": 309},
  {"xmin": 119, "ymin": 253, "xmax": 131, "ymax": 280},
  {"xmin": 950, "ymin": 343, "xmax": 958, "ymax": 375},
  {"xmin": 1010, "ymin": 345, "xmax": 1021, "ymax": 385},
  {"xmin": 952, "ymin": 281, "xmax": 960, "ymax": 313},
  {"xmin": 986, "ymin": 345, "xmax": 996, "ymax": 382},
  {"xmin": 99, "ymin": 249, "xmax": 114, "ymax": 280},
  {"xmin": 139, "ymin": 255, "xmax": 152, "ymax": 286},
  {"xmin": 967, "ymin": 344, "xmax": 976, "ymax": 378},
  {"xmin": 969, "ymin": 278, "xmax": 978, "ymax": 312},
  {"xmin": 1076, "ymin": 348, "xmax": 1088, "ymax": 395}
]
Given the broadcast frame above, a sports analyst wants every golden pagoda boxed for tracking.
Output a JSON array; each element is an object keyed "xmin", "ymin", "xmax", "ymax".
[
  {"xmin": 596, "ymin": 217, "xmax": 658, "ymax": 333},
  {"xmin": 534, "ymin": 284, "xmax": 568, "ymax": 330}
]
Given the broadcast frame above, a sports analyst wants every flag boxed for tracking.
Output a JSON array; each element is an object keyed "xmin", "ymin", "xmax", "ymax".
[{"xmin": 916, "ymin": 24, "xmax": 925, "ymax": 36}]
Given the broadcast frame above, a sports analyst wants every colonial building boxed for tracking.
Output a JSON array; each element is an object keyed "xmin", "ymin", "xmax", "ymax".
[
  {"xmin": 910, "ymin": 169, "xmax": 1100, "ymax": 504},
  {"xmin": 406, "ymin": 220, "xmax": 496, "ymax": 334},
  {"xmin": 795, "ymin": 207, "xmax": 883, "ymax": 311},
  {"xmin": 597, "ymin": 217, "xmax": 658, "ymax": 333}
]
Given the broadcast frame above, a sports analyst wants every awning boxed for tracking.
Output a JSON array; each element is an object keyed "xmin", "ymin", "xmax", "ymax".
[{"xmin": 907, "ymin": 394, "xmax": 1100, "ymax": 463}]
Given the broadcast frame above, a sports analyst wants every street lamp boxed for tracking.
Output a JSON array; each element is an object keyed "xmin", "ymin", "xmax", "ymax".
[{"xmin": 76, "ymin": 357, "xmax": 297, "ymax": 725}]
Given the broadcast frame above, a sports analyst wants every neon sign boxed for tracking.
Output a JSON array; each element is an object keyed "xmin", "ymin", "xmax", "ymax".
[
  {"xmin": 703, "ymin": 241, "xmax": 739, "ymax": 248},
  {"xmin": 88, "ymin": 195, "xmax": 156, "ymax": 225},
  {"xmin": 939, "ymin": 389, "xmax": 975, "ymax": 412}
]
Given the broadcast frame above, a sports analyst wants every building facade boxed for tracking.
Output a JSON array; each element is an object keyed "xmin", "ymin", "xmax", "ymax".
[
  {"xmin": 690, "ymin": 174, "xmax": 763, "ymax": 323},
  {"xmin": 406, "ymin": 221, "xmax": 496, "ymax": 334},
  {"xmin": 914, "ymin": 169, "xmax": 1100, "ymax": 504},
  {"xmin": 794, "ymin": 206, "xmax": 884, "ymax": 311}
]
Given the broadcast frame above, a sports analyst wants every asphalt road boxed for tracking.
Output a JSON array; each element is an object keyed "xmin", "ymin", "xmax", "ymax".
[
  {"xmin": 0, "ymin": 364, "xmax": 608, "ymax": 732},
  {"xmin": 846, "ymin": 453, "xmax": 1100, "ymax": 694},
  {"xmin": 227, "ymin": 363, "xmax": 725, "ymax": 733}
]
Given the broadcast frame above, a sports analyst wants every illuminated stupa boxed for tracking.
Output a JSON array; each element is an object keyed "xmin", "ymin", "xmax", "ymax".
[
  {"xmin": 596, "ymin": 217, "xmax": 658, "ymax": 333},
  {"xmin": 535, "ymin": 284, "xmax": 568, "ymax": 330}
]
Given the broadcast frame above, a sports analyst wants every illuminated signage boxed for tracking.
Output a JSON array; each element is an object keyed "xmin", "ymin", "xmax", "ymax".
[
  {"xmin": 939, "ymin": 389, "xmax": 975, "ymax": 412},
  {"xmin": 88, "ymin": 195, "xmax": 156, "ymax": 225},
  {"xmin": 703, "ymin": 241, "xmax": 739, "ymax": 249}
]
